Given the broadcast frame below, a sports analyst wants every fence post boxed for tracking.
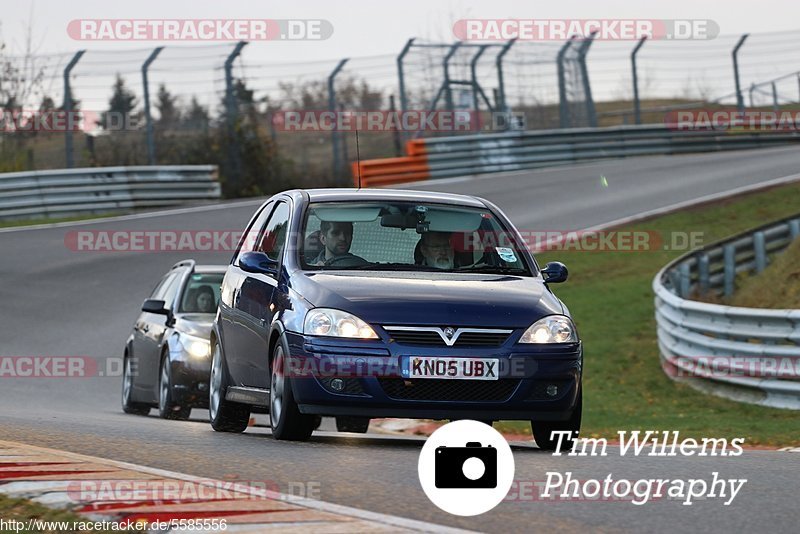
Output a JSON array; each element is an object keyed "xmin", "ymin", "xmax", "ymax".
[
  {"xmin": 723, "ymin": 244, "xmax": 735, "ymax": 297},
  {"xmin": 576, "ymin": 31, "xmax": 598, "ymax": 127},
  {"xmin": 754, "ymin": 231, "xmax": 767, "ymax": 273},
  {"xmin": 771, "ymin": 82, "xmax": 779, "ymax": 112},
  {"xmin": 748, "ymin": 83, "xmax": 755, "ymax": 108},
  {"xmin": 698, "ymin": 254, "xmax": 710, "ymax": 294},
  {"xmin": 328, "ymin": 58, "xmax": 349, "ymax": 181},
  {"xmin": 224, "ymin": 41, "xmax": 247, "ymax": 195},
  {"xmin": 142, "ymin": 46, "xmax": 164, "ymax": 166},
  {"xmin": 443, "ymin": 42, "xmax": 462, "ymax": 114},
  {"xmin": 397, "ymin": 38, "xmax": 415, "ymax": 144},
  {"xmin": 470, "ymin": 45, "xmax": 489, "ymax": 115},
  {"xmin": 557, "ymin": 36, "xmax": 576, "ymax": 129},
  {"xmin": 732, "ymin": 34, "xmax": 749, "ymax": 113},
  {"xmin": 495, "ymin": 38, "xmax": 516, "ymax": 115},
  {"xmin": 63, "ymin": 50, "xmax": 85, "ymax": 169},
  {"xmin": 631, "ymin": 36, "xmax": 647, "ymax": 125}
]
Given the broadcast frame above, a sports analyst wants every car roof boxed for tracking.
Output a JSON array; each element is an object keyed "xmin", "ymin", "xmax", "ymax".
[{"xmin": 290, "ymin": 188, "xmax": 488, "ymax": 208}]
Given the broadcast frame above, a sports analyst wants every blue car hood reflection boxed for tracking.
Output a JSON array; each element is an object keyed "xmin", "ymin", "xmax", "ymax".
[{"xmin": 293, "ymin": 271, "xmax": 564, "ymax": 328}]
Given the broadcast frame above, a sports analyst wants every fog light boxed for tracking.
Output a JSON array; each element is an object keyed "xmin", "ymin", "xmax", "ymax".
[
  {"xmin": 330, "ymin": 378, "xmax": 345, "ymax": 392},
  {"xmin": 546, "ymin": 384, "xmax": 558, "ymax": 397}
]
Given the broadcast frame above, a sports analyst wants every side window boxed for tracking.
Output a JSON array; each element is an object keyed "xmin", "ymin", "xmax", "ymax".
[
  {"xmin": 234, "ymin": 202, "xmax": 274, "ymax": 263},
  {"xmin": 257, "ymin": 202, "xmax": 291, "ymax": 261},
  {"xmin": 160, "ymin": 273, "xmax": 183, "ymax": 309}
]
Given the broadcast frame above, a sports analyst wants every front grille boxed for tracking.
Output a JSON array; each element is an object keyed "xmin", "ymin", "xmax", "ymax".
[
  {"xmin": 378, "ymin": 378, "xmax": 519, "ymax": 402},
  {"xmin": 385, "ymin": 329, "xmax": 511, "ymax": 347}
]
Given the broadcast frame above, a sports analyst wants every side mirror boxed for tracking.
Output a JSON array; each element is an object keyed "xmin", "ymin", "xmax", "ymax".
[
  {"xmin": 240, "ymin": 251, "xmax": 280, "ymax": 276},
  {"xmin": 142, "ymin": 299, "xmax": 169, "ymax": 315},
  {"xmin": 541, "ymin": 261, "xmax": 568, "ymax": 283}
]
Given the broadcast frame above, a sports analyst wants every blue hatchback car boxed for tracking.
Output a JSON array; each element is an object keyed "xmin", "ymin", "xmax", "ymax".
[{"xmin": 209, "ymin": 189, "xmax": 582, "ymax": 448}]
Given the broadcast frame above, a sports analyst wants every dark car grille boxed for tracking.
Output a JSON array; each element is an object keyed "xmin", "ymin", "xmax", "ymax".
[
  {"xmin": 385, "ymin": 329, "xmax": 511, "ymax": 347},
  {"xmin": 378, "ymin": 378, "xmax": 519, "ymax": 402}
]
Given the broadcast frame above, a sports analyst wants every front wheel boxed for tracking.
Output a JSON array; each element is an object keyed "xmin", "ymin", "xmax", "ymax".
[
  {"xmin": 209, "ymin": 341, "xmax": 250, "ymax": 433},
  {"xmin": 531, "ymin": 387, "xmax": 582, "ymax": 452},
  {"xmin": 159, "ymin": 355, "xmax": 191, "ymax": 420},
  {"xmin": 121, "ymin": 354, "xmax": 150, "ymax": 416},
  {"xmin": 269, "ymin": 340, "xmax": 316, "ymax": 441}
]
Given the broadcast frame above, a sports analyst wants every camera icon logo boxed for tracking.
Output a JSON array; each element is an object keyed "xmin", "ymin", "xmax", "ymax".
[
  {"xmin": 418, "ymin": 420, "xmax": 515, "ymax": 516},
  {"xmin": 435, "ymin": 442, "xmax": 497, "ymax": 489}
]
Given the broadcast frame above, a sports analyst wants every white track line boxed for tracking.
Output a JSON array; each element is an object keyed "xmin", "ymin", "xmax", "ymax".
[{"xmin": 0, "ymin": 441, "xmax": 475, "ymax": 534}]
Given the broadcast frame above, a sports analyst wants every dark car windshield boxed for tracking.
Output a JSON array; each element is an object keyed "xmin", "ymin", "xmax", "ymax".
[
  {"xmin": 178, "ymin": 273, "xmax": 224, "ymax": 313},
  {"xmin": 300, "ymin": 201, "xmax": 532, "ymax": 275}
]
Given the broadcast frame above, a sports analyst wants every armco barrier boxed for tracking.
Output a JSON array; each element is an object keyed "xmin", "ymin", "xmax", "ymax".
[
  {"xmin": 0, "ymin": 165, "xmax": 220, "ymax": 220},
  {"xmin": 353, "ymin": 124, "xmax": 800, "ymax": 186},
  {"xmin": 653, "ymin": 215, "xmax": 800, "ymax": 409}
]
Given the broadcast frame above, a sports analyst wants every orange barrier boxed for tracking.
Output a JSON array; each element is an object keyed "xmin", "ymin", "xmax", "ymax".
[{"xmin": 350, "ymin": 140, "xmax": 429, "ymax": 187}]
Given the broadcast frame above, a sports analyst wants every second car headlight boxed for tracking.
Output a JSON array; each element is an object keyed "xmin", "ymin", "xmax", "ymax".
[
  {"xmin": 179, "ymin": 333, "xmax": 211, "ymax": 358},
  {"xmin": 304, "ymin": 308, "xmax": 378, "ymax": 339},
  {"xmin": 519, "ymin": 315, "xmax": 577, "ymax": 344}
]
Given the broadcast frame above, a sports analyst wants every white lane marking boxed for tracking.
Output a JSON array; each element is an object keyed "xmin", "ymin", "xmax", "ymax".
[
  {"xmin": 583, "ymin": 172, "xmax": 800, "ymax": 231},
  {"xmin": 0, "ymin": 441, "xmax": 475, "ymax": 534},
  {"xmin": 0, "ymin": 198, "xmax": 267, "ymax": 234}
]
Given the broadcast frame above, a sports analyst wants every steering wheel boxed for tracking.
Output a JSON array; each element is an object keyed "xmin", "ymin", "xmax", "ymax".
[{"xmin": 324, "ymin": 255, "xmax": 371, "ymax": 268}]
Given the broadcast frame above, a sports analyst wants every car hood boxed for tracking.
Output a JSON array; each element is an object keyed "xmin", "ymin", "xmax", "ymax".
[
  {"xmin": 293, "ymin": 271, "xmax": 564, "ymax": 328},
  {"xmin": 174, "ymin": 313, "xmax": 214, "ymax": 338}
]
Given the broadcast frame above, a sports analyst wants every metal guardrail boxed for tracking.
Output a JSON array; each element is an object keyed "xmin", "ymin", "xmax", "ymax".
[
  {"xmin": 653, "ymin": 215, "xmax": 800, "ymax": 409},
  {"xmin": 0, "ymin": 165, "xmax": 220, "ymax": 220},
  {"xmin": 353, "ymin": 124, "xmax": 800, "ymax": 186}
]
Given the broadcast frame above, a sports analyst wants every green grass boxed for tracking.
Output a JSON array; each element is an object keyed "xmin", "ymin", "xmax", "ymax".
[
  {"xmin": 497, "ymin": 181, "xmax": 800, "ymax": 446},
  {"xmin": 729, "ymin": 238, "xmax": 800, "ymax": 309},
  {"xmin": 0, "ymin": 493, "xmax": 130, "ymax": 533},
  {"xmin": 0, "ymin": 213, "xmax": 125, "ymax": 229}
]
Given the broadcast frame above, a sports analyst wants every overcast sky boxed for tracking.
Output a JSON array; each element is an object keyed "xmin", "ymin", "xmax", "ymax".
[{"xmin": 3, "ymin": 0, "xmax": 800, "ymax": 112}]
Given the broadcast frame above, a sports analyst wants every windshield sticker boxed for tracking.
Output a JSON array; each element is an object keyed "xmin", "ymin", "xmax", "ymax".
[{"xmin": 496, "ymin": 247, "xmax": 517, "ymax": 263}]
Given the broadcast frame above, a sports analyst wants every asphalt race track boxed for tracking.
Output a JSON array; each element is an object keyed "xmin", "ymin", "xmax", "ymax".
[{"xmin": 2, "ymin": 147, "xmax": 800, "ymax": 532}]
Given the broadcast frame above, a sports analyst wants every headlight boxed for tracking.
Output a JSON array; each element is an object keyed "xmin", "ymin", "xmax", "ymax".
[
  {"xmin": 179, "ymin": 333, "xmax": 211, "ymax": 358},
  {"xmin": 303, "ymin": 308, "xmax": 378, "ymax": 339},
  {"xmin": 519, "ymin": 315, "xmax": 577, "ymax": 344}
]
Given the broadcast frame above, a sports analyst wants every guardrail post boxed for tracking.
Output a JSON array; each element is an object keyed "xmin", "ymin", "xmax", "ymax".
[
  {"xmin": 328, "ymin": 58, "xmax": 349, "ymax": 181},
  {"xmin": 723, "ymin": 244, "xmax": 736, "ymax": 297},
  {"xmin": 732, "ymin": 34, "xmax": 749, "ymax": 113},
  {"xmin": 678, "ymin": 262, "xmax": 691, "ymax": 298},
  {"xmin": 754, "ymin": 231, "xmax": 767, "ymax": 273},
  {"xmin": 224, "ymin": 41, "xmax": 247, "ymax": 195},
  {"xmin": 576, "ymin": 31, "xmax": 598, "ymax": 127},
  {"xmin": 790, "ymin": 219, "xmax": 800, "ymax": 240},
  {"xmin": 397, "ymin": 38, "xmax": 415, "ymax": 144},
  {"xmin": 698, "ymin": 254, "xmax": 710, "ymax": 294},
  {"xmin": 142, "ymin": 46, "xmax": 164, "ymax": 166},
  {"xmin": 557, "ymin": 36, "xmax": 576, "ymax": 129},
  {"xmin": 63, "ymin": 50, "xmax": 85, "ymax": 169},
  {"xmin": 631, "ymin": 36, "xmax": 647, "ymax": 125}
]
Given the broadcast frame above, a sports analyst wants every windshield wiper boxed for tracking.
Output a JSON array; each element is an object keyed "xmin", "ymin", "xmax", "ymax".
[
  {"xmin": 348, "ymin": 263, "xmax": 443, "ymax": 272},
  {"xmin": 458, "ymin": 265, "xmax": 529, "ymax": 275}
]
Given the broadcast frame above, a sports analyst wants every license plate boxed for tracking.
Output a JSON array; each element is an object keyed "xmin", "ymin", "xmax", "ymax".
[{"xmin": 403, "ymin": 356, "xmax": 499, "ymax": 380}]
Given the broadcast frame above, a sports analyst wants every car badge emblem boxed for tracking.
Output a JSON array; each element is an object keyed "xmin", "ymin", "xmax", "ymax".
[{"xmin": 443, "ymin": 327, "xmax": 456, "ymax": 339}]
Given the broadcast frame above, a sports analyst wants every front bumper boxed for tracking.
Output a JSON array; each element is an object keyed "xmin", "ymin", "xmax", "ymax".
[
  {"xmin": 169, "ymin": 346, "xmax": 212, "ymax": 408},
  {"xmin": 284, "ymin": 331, "xmax": 582, "ymax": 421}
]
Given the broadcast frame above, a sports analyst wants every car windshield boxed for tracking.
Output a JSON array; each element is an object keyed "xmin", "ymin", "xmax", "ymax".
[
  {"xmin": 300, "ymin": 201, "xmax": 532, "ymax": 275},
  {"xmin": 178, "ymin": 273, "xmax": 224, "ymax": 313}
]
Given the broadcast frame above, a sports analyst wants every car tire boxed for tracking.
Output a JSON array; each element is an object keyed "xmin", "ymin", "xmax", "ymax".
[
  {"xmin": 531, "ymin": 386, "xmax": 582, "ymax": 452},
  {"xmin": 159, "ymin": 354, "xmax": 191, "ymax": 420},
  {"xmin": 336, "ymin": 416, "xmax": 370, "ymax": 433},
  {"xmin": 269, "ymin": 337, "xmax": 316, "ymax": 441},
  {"xmin": 121, "ymin": 354, "xmax": 151, "ymax": 416},
  {"xmin": 209, "ymin": 340, "xmax": 250, "ymax": 433}
]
